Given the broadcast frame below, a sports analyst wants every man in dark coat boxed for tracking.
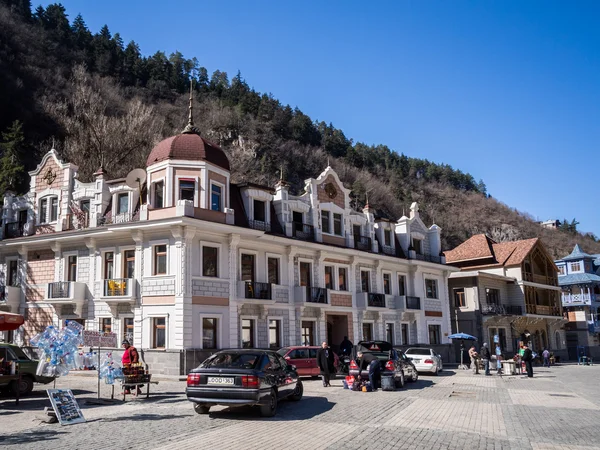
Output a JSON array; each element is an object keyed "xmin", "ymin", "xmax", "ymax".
[
  {"xmin": 480, "ymin": 343, "xmax": 491, "ymax": 376},
  {"xmin": 357, "ymin": 351, "xmax": 381, "ymax": 391},
  {"xmin": 340, "ymin": 336, "xmax": 353, "ymax": 356},
  {"xmin": 317, "ymin": 341, "xmax": 335, "ymax": 387},
  {"xmin": 522, "ymin": 344, "xmax": 534, "ymax": 378}
]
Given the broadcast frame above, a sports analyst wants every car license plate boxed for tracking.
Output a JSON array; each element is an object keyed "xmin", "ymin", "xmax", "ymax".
[
  {"xmin": 412, "ymin": 359, "xmax": 420, "ymax": 363},
  {"xmin": 207, "ymin": 377, "xmax": 234, "ymax": 385}
]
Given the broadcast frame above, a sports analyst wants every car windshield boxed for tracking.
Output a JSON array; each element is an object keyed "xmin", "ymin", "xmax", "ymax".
[
  {"xmin": 277, "ymin": 348, "xmax": 289, "ymax": 357},
  {"xmin": 405, "ymin": 349, "xmax": 431, "ymax": 356},
  {"xmin": 200, "ymin": 352, "xmax": 261, "ymax": 370}
]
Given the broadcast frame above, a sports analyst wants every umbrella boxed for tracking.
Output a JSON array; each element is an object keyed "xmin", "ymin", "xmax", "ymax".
[
  {"xmin": 448, "ymin": 333, "xmax": 477, "ymax": 369},
  {"xmin": 0, "ymin": 312, "xmax": 25, "ymax": 331}
]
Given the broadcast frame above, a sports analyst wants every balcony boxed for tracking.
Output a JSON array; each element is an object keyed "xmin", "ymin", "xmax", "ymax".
[
  {"xmin": 292, "ymin": 223, "xmax": 315, "ymax": 241},
  {"xmin": 380, "ymin": 244, "xmax": 395, "ymax": 256},
  {"xmin": 294, "ymin": 286, "xmax": 328, "ymax": 306},
  {"xmin": 63, "ymin": 213, "xmax": 90, "ymax": 231},
  {"xmin": 356, "ymin": 292, "xmax": 387, "ymax": 309},
  {"xmin": 45, "ymin": 281, "xmax": 86, "ymax": 316},
  {"xmin": 97, "ymin": 211, "xmax": 138, "ymax": 226},
  {"xmin": 481, "ymin": 304, "xmax": 523, "ymax": 316},
  {"xmin": 523, "ymin": 273, "xmax": 558, "ymax": 286},
  {"xmin": 562, "ymin": 292, "xmax": 594, "ymax": 307},
  {"xmin": 244, "ymin": 281, "xmax": 272, "ymax": 300},
  {"xmin": 0, "ymin": 286, "xmax": 20, "ymax": 312},
  {"xmin": 248, "ymin": 220, "xmax": 271, "ymax": 232},
  {"xmin": 354, "ymin": 235, "xmax": 372, "ymax": 252},
  {"xmin": 412, "ymin": 253, "xmax": 443, "ymax": 264},
  {"xmin": 100, "ymin": 278, "xmax": 137, "ymax": 314},
  {"xmin": 4, "ymin": 222, "xmax": 25, "ymax": 239},
  {"xmin": 406, "ymin": 296, "xmax": 421, "ymax": 310},
  {"xmin": 525, "ymin": 304, "xmax": 562, "ymax": 317}
]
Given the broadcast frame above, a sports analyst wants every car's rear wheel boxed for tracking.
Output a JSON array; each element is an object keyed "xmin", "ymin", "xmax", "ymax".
[
  {"xmin": 411, "ymin": 370, "xmax": 419, "ymax": 382},
  {"xmin": 259, "ymin": 389, "xmax": 278, "ymax": 417},
  {"xmin": 395, "ymin": 372, "xmax": 405, "ymax": 389},
  {"xmin": 193, "ymin": 403, "xmax": 210, "ymax": 415},
  {"xmin": 433, "ymin": 367, "xmax": 439, "ymax": 376},
  {"xmin": 290, "ymin": 381, "xmax": 303, "ymax": 401},
  {"xmin": 11, "ymin": 376, "xmax": 34, "ymax": 395}
]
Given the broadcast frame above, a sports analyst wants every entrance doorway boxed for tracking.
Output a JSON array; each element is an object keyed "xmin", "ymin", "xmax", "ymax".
[{"xmin": 326, "ymin": 314, "xmax": 349, "ymax": 354}]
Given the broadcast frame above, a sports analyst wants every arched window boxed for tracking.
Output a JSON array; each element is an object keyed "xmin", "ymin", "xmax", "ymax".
[
  {"xmin": 39, "ymin": 195, "xmax": 59, "ymax": 224},
  {"xmin": 555, "ymin": 331, "xmax": 561, "ymax": 349}
]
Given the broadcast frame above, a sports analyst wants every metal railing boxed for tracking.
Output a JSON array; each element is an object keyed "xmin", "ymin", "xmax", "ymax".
[
  {"xmin": 48, "ymin": 281, "xmax": 70, "ymax": 299},
  {"xmin": 306, "ymin": 287, "xmax": 328, "ymax": 304},
  {"xmin": 97, "ymin": 212, "xmax": 138, "ymax": 226},
  {"xmin": 481, "ymin": 304, "xmax": 523, "ymax": 315},
  {"xmin": 63, "ymin": 213, "xmax": 89, "ymax": 231},
  {"xmin": 248, "ymin": 220, "xmax": 271, "ymax": 232},
  {"xmin": 367, "ymin": 293, "xmax": 386, "ymax": 308},
  {"xmin": 562, "ymin": 293, "xmax": 593, "ymax": 305},
  {"xmin": 103, "ymin": 278, "xmax": 131, "ymax": 296},
  {"xmin": 406, "ymin": 296, "xmax": 421, "ymax": 310},
  {"xmin": 245, "ymin": 281, "xmax": 272, "ymax": 300},
  {"xmin": 292, "ymin": 223, "xmax": 315, "ymax": 241},
  {"xmin": 380, "ymin": 245, "xmax": 395, "ymax": 256},
  {"xmin": 4, "ymin": 222, "xmax": 24, "ymax": 239},
  {"xmin": 354, "ymin": 235, "xmax": 372, "ymax": 252},
  {"xmin": 412, "ymin": 253, "xmax": 443, "ymax": 264}
]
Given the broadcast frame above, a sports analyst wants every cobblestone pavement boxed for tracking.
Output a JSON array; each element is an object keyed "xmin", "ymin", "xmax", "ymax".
[{"xmin": 2, "ymin": 365, "xmax": 600, "ymax": 449}]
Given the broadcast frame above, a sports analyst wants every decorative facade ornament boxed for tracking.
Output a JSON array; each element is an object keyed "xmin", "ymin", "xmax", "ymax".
[{"xmin": 43, "ymin": 168, "xmax": 57, "ymax": 185}]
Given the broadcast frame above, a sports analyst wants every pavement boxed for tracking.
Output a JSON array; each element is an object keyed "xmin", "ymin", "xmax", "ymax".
[{"xmin": 2, "ymin": 364, "xmax": 600, "ymax": 449}]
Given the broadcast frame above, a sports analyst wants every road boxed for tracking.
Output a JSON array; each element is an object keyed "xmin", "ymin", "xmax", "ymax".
[{"xmin": 2, "ymin": 364, "xmax": 600, "ymax": 449}]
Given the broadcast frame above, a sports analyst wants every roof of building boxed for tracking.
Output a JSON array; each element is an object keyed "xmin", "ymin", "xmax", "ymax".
[
  {"xmin": 558, "ymin": 272, "xmax": 600, "ymax": 286},
  {"xmin": 556, "ymin": 244, "xmax": 594, "ymax": 262},
  {"xmin": 146, "ymin": 132, "xmax": 230, "ymax": 170},
  {"xmin": 444, "ymin": 234, "xmax": 494, "ymax": 263},
  {"xmin": 445, "ymin": 234, "xmax": 539, "ymax": 267}
]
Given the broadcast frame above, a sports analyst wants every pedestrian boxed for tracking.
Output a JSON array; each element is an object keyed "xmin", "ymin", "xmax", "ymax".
[
  {"xmin": 522, "ymin": 344, "xmax": 534, "ymax": 378},
  {"xmin": 317, "ymin": 341, "xmax": 335, "ymax": 387},
  {"xmin": 357, "ymin": 351, "xmax": 380, "ymax": 391},
  {"xmin": 121, "ymin": 339, "xmax": 142, "ymax": 395},
  {"xmin": 340, "ymin": 336, "xmax": 353, "ymax": 356},
  {"xmin": 495, "ymin": 344, "xmax": 502, "ymax": 374},
  {"xmin": 480, "ymin": 343, "xmax": 491, "ymax": 376},
  {"xmin": 468, "ymin": 346, "xmax": 480, "ymax": 374},
  {"xmin": 542, "ymin": 348, "xmax": 550, "ymax": 368}
]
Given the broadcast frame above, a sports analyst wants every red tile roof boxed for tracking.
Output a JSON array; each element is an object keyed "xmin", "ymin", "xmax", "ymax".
[
  {"xmin": 444, "ymin": 234, "xmax": 495, "ymax": 263},
  {"xmin": 146, "ymin": 133, "xmax": 230, "ymax": 170},
  {"xmin": 445, "ymin": 234, "xmax": 540, "ymax": 267}
]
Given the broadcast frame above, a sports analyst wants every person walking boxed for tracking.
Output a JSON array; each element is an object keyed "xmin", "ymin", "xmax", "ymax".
[
  {"xmin": 495, "ymin": 344, "xmax": 502, "ymax": 374},
  {"xmin": 480, "ymin": 343, "xmax": 491, "ymax": 376},
  {"xmin": 542, "ymin": 348, "xmax": 550, "ymax": 368},
  {"xmin": 468, "ymin": 346, "xmax": 480, "ymax": 374},
  {"xmin": 317, "ymin": 341, "xmax": 335, "ymax": 387},
  {"xmin": 357, "ymin": 351, "xmax": 381, "ymax": 391},
  {"xmin": 340, "ymin": 336, "xmax": 353, "ymax": 356},
  {"xmin": 121, "ymin": 340, "xmax": 142, "ymax": 395},
  {"xmin": 522, "ymin": 344, "xmax": 534, "ymax": 378}
]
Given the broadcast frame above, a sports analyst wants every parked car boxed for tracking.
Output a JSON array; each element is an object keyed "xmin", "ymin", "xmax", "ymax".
[
  {"xmin": 349, "ymin": 340, "xmax": 418, "ymax": 388},
  {"xmin": 404, "ymin": 348, "xmax": 443, "ymax": 375},
  {"xmin": 0, "ymin": 343, "xmax": 54, "ymax": 395},
  {"xmin": 277, "ymin": 346, "xmax": 340, "ymax": 377},
  {"xmin": 186, "ymin": 349, "xmax": 303, "ymax": 417}
]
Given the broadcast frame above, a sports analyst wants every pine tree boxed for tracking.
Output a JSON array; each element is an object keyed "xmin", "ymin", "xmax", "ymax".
[{"xmin": 0, "ymin": 120, "xmax": 26, "ymax": 194}]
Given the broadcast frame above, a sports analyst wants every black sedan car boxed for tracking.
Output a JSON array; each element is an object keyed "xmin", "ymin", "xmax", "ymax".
[
  {"xmin": 349, "ymin": 340, "xmax": 418, "ymax": 388},
  {"xmin": 186, "ymin": 349, "xmax": 303, "ymax": 417}
]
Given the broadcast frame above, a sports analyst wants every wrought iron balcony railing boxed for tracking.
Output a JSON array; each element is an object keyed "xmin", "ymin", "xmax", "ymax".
[
  {"xmin": 481, "ymin": 304, "xmax": 523, "ymax": 315},
  {"xmin": 367, "ymin": 293, "xmax": 386, "ymax": 308},
  {"xmin": 406, "ymin": 296, "xmax": 421, "ymax": 310},
  {"xmin": 4, "ymin": 222, "xmax": 25, "ymax": 239},
  {"xmin": 245, "ymin": 281, "xmax": 272, "ymax": 300},
  {"xmin": 354, "ymin": 235, "xmax": 372, "ymax": 252},
  {"xmin": 292, "ymin": 223, "xmax": 315, "ymax": 241},
  {"xmin": 48, "ymin": 281, "xmax": 71, "ymax": 299},
  {"xmin": 248, "ymin": 220, "xmax": 271, "ymax": 232},
  {"xmin": 412, "ymin": 253, "xmax": 442, "ymax": 264},
  {"xmin": 306, "ymin": 287, "xmax": 328, "ymax": 304}
]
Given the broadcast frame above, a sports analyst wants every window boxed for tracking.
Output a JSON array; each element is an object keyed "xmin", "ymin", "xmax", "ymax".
[
  {"xmin": 338, "ymin": 268, "xmax": 347, "ymax": 291},
  {"xmin": 154, "ymin": 181, "xmax": 164, "ymax": 208},
  {"xmin": 413, "ymin": 238, "xmax": 422, "ymax": 255},
  {"xmin": 50, "ymin": 197, "xmax": 59, "ymax": 222},
  {"xmin": 325, "ymin": 266, "xmax": 334, "ymax": 289},
  {"xmin": 179, "ymin": 179, "xmax": 195, "ymax": 202},
  {"xmin": 361, "ymin": 271, "xmax": 370, "ymax": 292},
  {"xmin": 362, "ymin": 323, "xmax": 373, "ymax": 341},
  {"xmin": 242, "ymin": 319, "xmax": 255, "ymax": 348},
  {"xmin": 321, "ymin": 210, "xmax": 331, "ymax": 234},
  {"xmin": 7, "ymin": 260, "xmax": 18, "ymax": 287},
  {"xmin": 123, "ymin": 250, "xmax": 135, "ymax": 279},
  {"xmin": 570, "ymin": 262, "xmax": 581, "ymax": 272},
  {"xmin": 253, "ymin": 199, "xmax": 266, "ymax": 222},
  {"xmin": 292, "ymin": 211, "xmax": 303, "ymax": 226},
  {"xmin": 100, "ymin": 318, "xmax": 112, "ymax": 333},
  {"xmin": 333, "ymin": 213, "xmax": 342, "ymax": 236},
  {"xmin": 202, "ymin": 246, "xmax": 218, "ymax": 277},
  {"xmin": 299, "ymin": 262, "xmax": 311, "ymax": 287},
  {"xmin": 425, "ymin": 279, "xmax": 438, "ymax": 299},
  {"xmin": 488, "ymin": 327, "xmax": 507, "ymax": 350},
  {"xmin": 485, "ymin": 288, "xmax": 500, "ymax": 306},
  {"xmin": 153, "ymin": 245, "xmax": 167, "ymax": 275},
  {"xmin": 117, "ymin": 193, "xmax": 129, "ymax": 215},
  {"xmin": 398, "ymin": 275, "xmax": 406, "ymax": 296},
  {"xmin": 104, "ymin": 252, "xmax": 114, "ymax": 279},
  {"xmin": 269, "ymin": 319, "xmax": 281, "ymax": 349},
  {"xmin": 301, "ymin": 321, "xmax": 314, "ymax": 346},
  {"xmin": 241, "ymin": 254, "xmax": 255, "ymax": 282},
  {"xmin": 40, "ymin": 198, "xmax": 48, "ymax": 223},
  {"xmin": 267, "ymin": 257, "xmax": 279, "ymax": 284},
  {"xmin": 557, "ymin": 265, "xmax": 565, "ymax": 276},
  {"xmin": 454, "ymin": 288, "xmax": 466, "ymax": 307},
  {"xmin": 384, "ymin": 229, "xmax": 391, "ymax": 246},
  {"xmin": 211, "ymin": 184, "xmax": 222, "ymax": 211},
  {"xmin": 202, "ymin": 318, "xmax": 218, "ymax": 349},
  {"xmin": 383, "ymin": 273, "xmax": 391, "ymax": 295},
  {"xmin": 353, "ymin": 224, "xmax": 361, "ymax": 239},
  {"xmin": 428, "ymin": 325, "xmax": 441, "ymax": 345},
  {"xmin": 123, "ymin": 318, "xmax": 134, "ymax": 343},
  {"xmin": 80, "ymin": 200, "xmax": 90, "ymax": 213},
  {"xmin": 152, "ymin": 317, "xmax": 166, "ymax": 348},
  {"xmin": 401, "ymin": 323, "xmax": 409, "ymax": 345},
  {"xmin": 386, "ymin": 323, "xmax": 395, "ymax": 344},
  {"xmin": 67, "ymin": 255, "xmax": 77, "ymax": 282}
]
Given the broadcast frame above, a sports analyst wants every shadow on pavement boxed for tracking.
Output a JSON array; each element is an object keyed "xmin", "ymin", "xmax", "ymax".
[
  {"xmin": 0, "ymin": 429, "xmax": 67, "ymax": 446},
  {"xmin": 207, "ymin": 395, "xmax": 335, "ymax": 421},
  {"xmin": 403, "ymin": 379, "xmax": 434, "ymax": 390},
  {"xmin": 102, "ymin": 413, "xmax": 189, "ymax": 422}
]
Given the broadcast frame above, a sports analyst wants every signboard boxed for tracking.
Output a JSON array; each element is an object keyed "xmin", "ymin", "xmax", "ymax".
[
  {"xmin": 83, "ymin": 331, "xmax": 118, "ymax": 348},
  {"xmin": 47, "ymin": 389, "xmax": 86, "ymax": 425}
]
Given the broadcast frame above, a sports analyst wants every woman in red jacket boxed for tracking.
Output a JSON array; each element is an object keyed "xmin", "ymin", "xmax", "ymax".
[{"xmin": 122, "ymin": 340, "xmax": 142, "ymax": 395}]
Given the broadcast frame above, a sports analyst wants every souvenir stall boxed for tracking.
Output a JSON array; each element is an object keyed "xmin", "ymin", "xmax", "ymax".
[{"xmin": 0, "ymin": 312, "xmax": 25, "ymax": 405}]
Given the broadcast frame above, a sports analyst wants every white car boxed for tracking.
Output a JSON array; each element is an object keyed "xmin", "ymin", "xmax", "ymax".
[{"xmin": 404, "ymin": 348, "xmax": 443, "ymax": 375}]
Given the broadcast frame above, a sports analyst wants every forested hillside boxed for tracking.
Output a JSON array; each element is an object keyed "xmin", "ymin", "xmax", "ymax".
[{"xmin": 1, "ymin": 0, "xmax": 598, "ymax": 258}]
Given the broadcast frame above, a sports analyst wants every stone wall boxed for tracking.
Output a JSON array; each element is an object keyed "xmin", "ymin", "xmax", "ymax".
[
  {"xmin": 142, "ymin": 277, "xmax": 176, "ymax": 296},
  {"xmin": 330, "ymin": 293, "xmax": 352, "ymax": 307},
  {"xmin": 192, "ymin": 279, "xmax": 229, "ymax": 297}
]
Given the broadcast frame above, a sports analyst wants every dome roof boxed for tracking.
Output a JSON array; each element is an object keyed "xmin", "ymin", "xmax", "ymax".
[{"xmin": 146, "ymin": 132, "xmax": 230, "ymax": 171}]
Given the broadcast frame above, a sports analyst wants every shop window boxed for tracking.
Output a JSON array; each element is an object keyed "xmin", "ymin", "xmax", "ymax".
[
  {"xmin": 267, "ymin": 257, "xmax": 280, "ymax": 284},
  {"xmin": 152, "ymin": 317, "xmax": 166, "ymax": 348},
  {"xmin": 454, "ymin": 288, "xmax": 466, "ymax": 307},
  {"xmin": 269, "ymin": 319, "xmax": 281, "ymax": 349},
  {"xmin": 241, "ymin": 319, "xmax": 255, "ymax": 348},
  {"xmin": 202, "ymin": 246, "xmax": 218, "ymax": 277},
  {"xmin": 488, "ymin": 327, "xmax": 507, "ymax": 350},
  {"xmin": 211, "ymin": 184, "xmax": 222, "ymax": 211},
  {"xmin": 425, "ymin": 279, "xmax": 438, "ymax": 299},
  {"xmin": 202, "ymin": 318, "xmax": 218, "ymax": 349},
  {"xmin": 153, "ymin": 245, "xmax": 167, "ymax": 275},
  {"xmin": 338, "ymin": 268, "xmax": 347, "ymax": 291},
  {"xmin": 428, "ymin": 325, "xmax": 441, "ymax": 345}
]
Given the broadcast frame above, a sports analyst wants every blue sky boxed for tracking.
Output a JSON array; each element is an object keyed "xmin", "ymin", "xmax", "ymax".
[{"xmin": 40, "ymin": 1, "xmax": 600, "ymax": 236}]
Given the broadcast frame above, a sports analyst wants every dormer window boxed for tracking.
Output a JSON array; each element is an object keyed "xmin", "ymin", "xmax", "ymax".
[
  {"xmin": 384, "ymin": 229, "xmax": 392, "ymax": 246},
  {"xmin": 211, "ymin": 184, "xmax": 222, "ymax": 211},
  {"xmin": 39, "ymin": 195, "xmax": 59, "ymax": 224},
  {"xmin": 154, "ymin": 181, "xmax": 164, "ymax": 208},
  {"xmin": 321, "ymin": 211, "xmax": 331, "ymax": 233},
  {"xmin": 333, "ymin": 214, "xmax": 342, "ymax": 236},
  {"xmin": 570, "ymin": 261, "xmax": 581, "ymax": 272},
  {"xmin": 253, "ymin": 199, "xmax": 266, "ymax": 222},
  {"xmin": 80, "ymin": 200, "xmax": 90, "ymax": 214},
  {"xmin": 117, "ymin": 193, "xmax": 129, "ymax": 215},
  {"xmin": 413, "ymin": 238, "xmax": 423, "ymax": 255},
  {"xmin": 558, "ymin": 265, "xmax": 565, "ymax": 276},
  {"xmin": 321, "ymin": 210, "xmax": 343, "ymax": 236},
  {"xmin": 179, "ymin": 179, "xmax": 195, "ymax": 202}
]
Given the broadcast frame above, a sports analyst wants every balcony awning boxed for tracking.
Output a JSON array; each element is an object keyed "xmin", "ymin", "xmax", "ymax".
[{"xmin": 0, "ymin": 312, "xmax": 24, "ymax": 331}]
